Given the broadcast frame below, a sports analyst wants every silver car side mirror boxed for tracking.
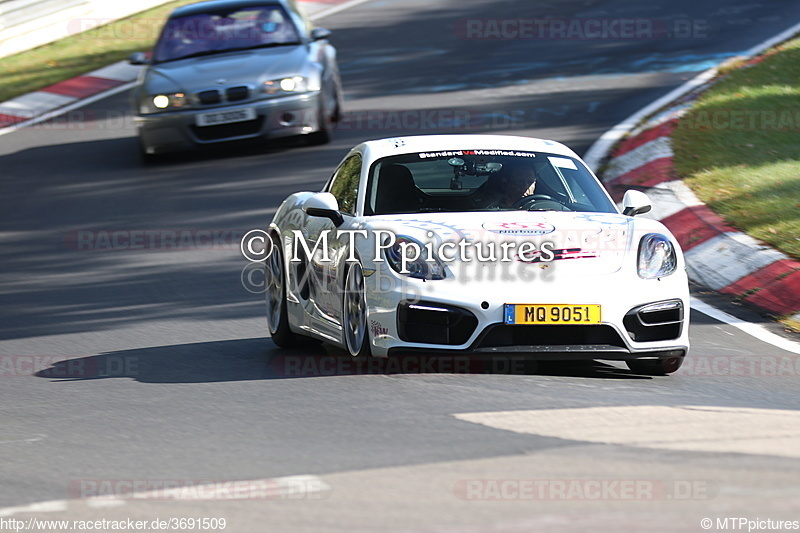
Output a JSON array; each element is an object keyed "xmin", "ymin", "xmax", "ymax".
[
  {"xmin": 128, "ymin": 52, "xmax": 149, "ymax": 65},
  {"xmin": 310, "ymin": 28, "xmax": 332, "ymax": 41}
]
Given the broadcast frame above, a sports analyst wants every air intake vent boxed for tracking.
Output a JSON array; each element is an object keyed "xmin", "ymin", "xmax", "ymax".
[
  {"xmin": 198, "ymin": 90, "xmax": 221, "ymax": 105},
  {"xmin": 226, "ymin": 86, "xmax": 250, "ymax": 101}
]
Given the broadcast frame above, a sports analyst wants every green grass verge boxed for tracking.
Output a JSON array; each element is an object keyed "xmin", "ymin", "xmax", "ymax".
[
  {"xmin": 672, "ymin": 38, "xmax": 800, "ymax": 261},
  {"xmin": 0, "ymin": 0, "xmax": 197, "ymax": 103}
]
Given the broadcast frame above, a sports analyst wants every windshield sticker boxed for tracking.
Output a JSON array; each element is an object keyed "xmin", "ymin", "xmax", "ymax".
[
  {"xmin": 548, "ymin": 156, "xmax": 578, "ymax": 170},
  {"xmin": 482, "ymin": 221, "xmax": 556, "ymax": 235},
  {"xmin": 419, "ymin": 150, "xmax": 536, "ymax": 159}
]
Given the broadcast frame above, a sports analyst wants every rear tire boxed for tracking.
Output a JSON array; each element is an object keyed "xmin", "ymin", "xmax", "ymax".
[
  {"xmin": 626, "ymin": 357, "xmax": 684, "ymax": 375},
  {"xmin": 265, "ymin": 236, "xmax": 297, "ymax": 348}
]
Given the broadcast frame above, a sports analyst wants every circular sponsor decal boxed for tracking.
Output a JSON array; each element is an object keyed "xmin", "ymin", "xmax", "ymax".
[{"xmin": 482, "ymin": 221, "xmax": 555, "ymax": 235}]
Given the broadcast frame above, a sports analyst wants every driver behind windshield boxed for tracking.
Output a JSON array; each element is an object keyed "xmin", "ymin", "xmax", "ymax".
[{"xmin": 485, "ymin": 163, "xmax": 537, "ymax": 209}]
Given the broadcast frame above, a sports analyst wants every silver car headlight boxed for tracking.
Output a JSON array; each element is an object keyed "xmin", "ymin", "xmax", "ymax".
[
  {"xmin": 140, "ymin": 92, "xmax": 190, "ymax": 114},
  {"xmin": 637, "ymin": 233, "xmax": 677, "ymax": 279},
  {"xmin": 261, "ymin": 76, "xmax": 313, "ymax": 95},
  {"xmin": 385, "ymin": 236, "xmax": 446, "ymax": 280}
]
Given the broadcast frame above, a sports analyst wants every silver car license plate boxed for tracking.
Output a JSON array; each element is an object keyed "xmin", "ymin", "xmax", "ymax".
[{"xmin": 196, "ymin": 108, "xmax": 256, "ymax": 127}]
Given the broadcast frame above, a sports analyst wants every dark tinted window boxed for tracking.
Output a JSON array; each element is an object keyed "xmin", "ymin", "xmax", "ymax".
[
  {"xmin": 365, "ymin": 151, "xmax": 617, "ymax": 215},
  {"xmin": 154, "ymin": 5, "xmax": 300, "ymax": 63},
  {"xmin": 328, "ymin": 155, "xmax": 362, "ymax": 215}
]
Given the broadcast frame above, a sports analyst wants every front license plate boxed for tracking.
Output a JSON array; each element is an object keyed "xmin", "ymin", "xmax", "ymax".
[
  {"xmin": 196, "ymin": 108, "xmax": 256, "ymax": 127},
  {"xmin": 504, "ymin": 304, "xmax": 602, "ymax": 325}
]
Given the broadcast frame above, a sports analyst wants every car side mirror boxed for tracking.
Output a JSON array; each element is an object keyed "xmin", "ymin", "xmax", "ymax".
[
  {"xmin": 303, "ymin": 192, "xmax": 344, "ymax": 226},
  {"xmin": 622, "ymin": 190, "xmax": 652, "ymax": 217},
  {"xmin": 128, "ymin": 52, "xmax": 149, "ymax": 65},
  {"xmin": 310, "ymin": 28, "xmax": 332, "ymax": 41}
]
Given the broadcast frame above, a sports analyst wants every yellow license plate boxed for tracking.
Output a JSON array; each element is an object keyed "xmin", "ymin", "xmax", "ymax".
[{"xmin": 504, "ymin": 304, "xmax": 602, "ymax": 325}]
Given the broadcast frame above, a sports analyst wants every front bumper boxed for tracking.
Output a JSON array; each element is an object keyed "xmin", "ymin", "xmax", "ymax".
[
  {"xmin": 135, "ymin": 92, "xmax": 322, "ymax": 154},
  {"xmin": 363, "ymin": 262, "xmax": 690, "ymax": 359}
]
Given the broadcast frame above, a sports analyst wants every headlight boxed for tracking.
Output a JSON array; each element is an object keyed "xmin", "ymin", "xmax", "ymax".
[
  {"xmin": 385, "ymin": 236, "xmax": 446, "ymax": 280},
  {"xmin": 637, "ymin": 233, "xmax": 677, "ymax": 279},
  {"xmin": 140, "ymin": 92, "xmax": 189, "ymax": 114},
  {"xmin": 262, "ymin": 76, "xmax": 311, "ymax": 95}
]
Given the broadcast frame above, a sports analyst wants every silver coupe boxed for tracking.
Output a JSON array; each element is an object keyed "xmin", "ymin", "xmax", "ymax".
[{"xmin": 129, "ymin": 0, "xmax": 342, "ymax": 161}]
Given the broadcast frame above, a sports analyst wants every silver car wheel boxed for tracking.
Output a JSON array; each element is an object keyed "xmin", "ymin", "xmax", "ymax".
[
  {"xmin": 343, "ymin": 263, "xmax": 367, "ymax": 357},
  {"xmin": 265, "ymin": 244, "xmax": 284, "ymax": 335}
]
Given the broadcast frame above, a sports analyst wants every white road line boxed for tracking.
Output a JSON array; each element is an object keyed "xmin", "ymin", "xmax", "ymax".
[
  {"xmin": 0, "ymin": 500, "xmax": 67, "ymax": 517},
  {"xmin": 691, "ymin": 298, "xmax": 800, "ymax": 355},
  {"xmin": 455, "ymin": 406, "xmax": 800, "ymax": 459},
  {"xmin": 0, "ymin": 81, "xmax": 136, "ymax": 138},
  {"xmin": 582, "ymin": 67, "xmax": 718, "ymax": 171},
  {"xmin": 583, "ymin": 18, "xmax": 800, "ymax": 171},
  {"xmin": 0, "ymin": 475, "xmax": 330, "ymax": 517},
  {"xmin": 308, "ymin": 0, "xmax": 376, "ymax": 21}
]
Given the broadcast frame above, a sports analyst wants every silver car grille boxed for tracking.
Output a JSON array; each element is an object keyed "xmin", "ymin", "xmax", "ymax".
[{"xmin": 196, "ymin": 86, "xmax": 251, "ymax": 106}]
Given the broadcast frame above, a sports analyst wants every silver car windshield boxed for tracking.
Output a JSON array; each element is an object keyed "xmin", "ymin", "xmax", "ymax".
[
  {"xmin": 153, "ymin": 5, "xmax": 301, "ymax": 63},
  {"xmin": 365, "ymin": 151, "xmax": 618, "ymax": 215}
]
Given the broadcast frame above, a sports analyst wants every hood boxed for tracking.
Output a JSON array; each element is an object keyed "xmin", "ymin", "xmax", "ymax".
[
  {"xmin": 145, "ymin": 45, "xmax": 309, "ymax": 94},
  {"xmin": 364, "ymin": 211, "xmax": 632, "ymax": 278}
]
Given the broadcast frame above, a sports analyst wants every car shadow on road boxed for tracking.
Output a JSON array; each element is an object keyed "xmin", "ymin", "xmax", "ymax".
[{"xmin": 32, "ymin": 337, "xmax": 651, "ymax": 383}]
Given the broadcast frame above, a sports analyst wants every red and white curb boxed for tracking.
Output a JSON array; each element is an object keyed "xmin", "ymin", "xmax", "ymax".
[
  {"xmin": 586, "ymin": 20, "xmax": 800, "ymax": 322},
  {"xmin": 599, "ymin": 88, "xmax": 800, "ymax": 320},
  {"xmin": 0, "ymin": 0, "xmax": 362, "ymax": 133},
  {"xmin": 0, "ymin": 62, "xmax": 139, "ymax": 130}
]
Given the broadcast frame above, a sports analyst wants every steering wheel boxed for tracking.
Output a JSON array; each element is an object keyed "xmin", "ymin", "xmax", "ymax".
[{"xmin": 512, "ymin": 194, "xmax": 555, "ymax": 209}]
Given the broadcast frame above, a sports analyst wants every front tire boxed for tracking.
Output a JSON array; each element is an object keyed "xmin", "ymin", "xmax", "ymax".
[
  {"xmin": 305, "ymin": 92, "xmax": 335, "ymax": 146},
  {"xmin": 138, "ymin": 137, "xmax": 160, "ymax": 165},
  {"xmin": 626, "ymin": 356, "xmax": 684, "ymax": 375},
  {"xmin": 265, "ymin": 236, "xmax": 297, "ymax": 348},
  {"xmin": 343, "ymin": 262, "xmax": 370, "ymax": 358}
]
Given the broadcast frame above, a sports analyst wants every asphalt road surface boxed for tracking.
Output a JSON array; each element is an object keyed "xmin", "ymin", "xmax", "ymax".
[{"xmin": 2, "ymin": 0, "xmax": 800, "ymax": 531}]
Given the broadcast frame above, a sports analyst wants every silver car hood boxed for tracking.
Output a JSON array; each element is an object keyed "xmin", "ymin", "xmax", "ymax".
[{"xmin": 145, "ymin": 45, "xmax": 309, "ymax": 94}]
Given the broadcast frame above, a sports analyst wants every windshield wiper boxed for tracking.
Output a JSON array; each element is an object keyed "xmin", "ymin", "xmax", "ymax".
[
  {"xmin": 221, "ymin": 41, "xmax": 302, "ymax": 53},
  {"xmin": 158, "ymin": 49, "xmax": 223, "ymax": 62},
  {"xmin": 161, "ymin": 42, "xmax": 302, "ymax": 62}
]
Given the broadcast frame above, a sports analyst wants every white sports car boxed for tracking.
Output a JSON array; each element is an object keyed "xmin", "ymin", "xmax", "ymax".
[{"xmin": 264, "ymin": 134, "xmax": 689, "ymax": 375}]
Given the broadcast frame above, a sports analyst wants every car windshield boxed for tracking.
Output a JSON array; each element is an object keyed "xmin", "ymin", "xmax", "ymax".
[
  {"xmin": 365, "ymin": 150, "xmax": 618, "ymax": 215},
  {"xmin": 153, "ymin": 5, "xmax": 301, "ymax": 63}
]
